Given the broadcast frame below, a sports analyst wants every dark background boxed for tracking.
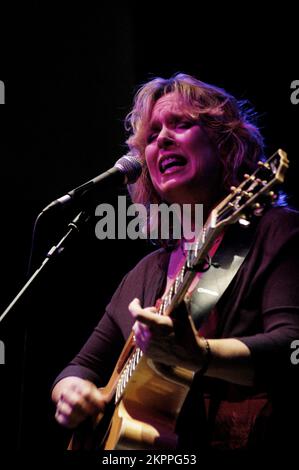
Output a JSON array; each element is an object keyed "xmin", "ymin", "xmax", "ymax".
[{"xmin": 0, "ymin": 3, "xmax": 298, "ymax": 455}]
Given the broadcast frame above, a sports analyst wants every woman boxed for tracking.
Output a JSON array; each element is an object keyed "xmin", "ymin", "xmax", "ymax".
[{"xmin": 52, "ymin": 74, "xmax": 299, "ymax": 452}]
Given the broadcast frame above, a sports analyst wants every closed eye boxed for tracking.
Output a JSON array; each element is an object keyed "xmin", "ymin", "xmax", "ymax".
[
  {"xmin": 146, "ymin": 131, "xmax": 159, "ymax": 143},
  {"xmin": 176, "ymin": 120, "xmax": 196, "ymax": 129},
  {"xmin": 146, "ymin": 121, "xmax": 195, "ymax": 143}
]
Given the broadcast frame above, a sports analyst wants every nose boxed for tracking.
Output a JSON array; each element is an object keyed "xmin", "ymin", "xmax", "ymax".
[{"xmin": 157, "ymin": 126, "xmax": 175, "ymax": 149}]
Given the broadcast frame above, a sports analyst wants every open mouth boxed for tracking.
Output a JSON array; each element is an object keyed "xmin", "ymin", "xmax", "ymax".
[{"xmin": 159, "ymin": 155, "xmax": 187, "ymax": 174}]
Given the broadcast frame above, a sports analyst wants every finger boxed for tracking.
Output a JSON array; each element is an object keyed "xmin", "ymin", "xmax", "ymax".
[
  {"xmin": 133, "ymin": 320, "xmax": 150, "ymax": 338},
  {"xmin": 58, "ymin": 390, "xmax": 101, "ymax": 427},
  {"xmin": 60, "ymin": 389, "xmax": 100, "ymax": 416},
  {"xmin": 131, "ymin": 306, "xmax": 173, "ymax": 329},
  {"xmin": 89, "ymin": 388, "xmax": 107, "ymax": 410},
  {"xmin": 144, "ymin": 314, "xmax": 173, "ymax": 336},
  {"xmin": 128, "ymin": 298, "xmax": 142, "ymax": 316},
  {"xmin": 55, "ymin": 406, "xmax": 83, "ymax": 429},
  {"xmin": 55, "ymin": 408, "xmax": 70, "ymax": 426},
  {"xmin": 133, "ymin": 321, "xmax": 152, "ymax": 351},
  {"xmin": 56, "ymin": 399, "xmax": 83, "ymax": 428},
  {"xmin": 57, "ymin": 398, "xmax": 73, "ymax": 417},
  {"xmin": 129, "ymin": 298, "xmax": 158, "ymax": 320}
]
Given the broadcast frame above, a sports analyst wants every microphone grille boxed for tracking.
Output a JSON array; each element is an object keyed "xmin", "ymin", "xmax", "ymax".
[{"xmin": 114, "ymin": 153, "xmax": 142, "ymax": 183}]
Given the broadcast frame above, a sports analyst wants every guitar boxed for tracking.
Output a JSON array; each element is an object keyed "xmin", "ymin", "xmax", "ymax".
[{"xmin": 69, "ymin": 148, "xmax": 289, "ymax": 450}]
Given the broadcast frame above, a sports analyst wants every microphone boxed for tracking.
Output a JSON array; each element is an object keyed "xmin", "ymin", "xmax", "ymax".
[{"xmin": 42, "ymin": 153, "xmax": 142, "ymax": 213}]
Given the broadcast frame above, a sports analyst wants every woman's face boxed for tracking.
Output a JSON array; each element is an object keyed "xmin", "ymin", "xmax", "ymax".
[{"xmin": 144, "ymin": 92, "xmax": 222, "ymax": 208}]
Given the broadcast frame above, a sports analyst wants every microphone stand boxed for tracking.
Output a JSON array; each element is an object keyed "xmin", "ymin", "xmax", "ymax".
[
  {"xmin": 0, "ymin": 209, "xmax": 90, "ymax": 324},
  {"xmin": 0, "ymin": 209, "xmax": 92, "ymax": 450}
]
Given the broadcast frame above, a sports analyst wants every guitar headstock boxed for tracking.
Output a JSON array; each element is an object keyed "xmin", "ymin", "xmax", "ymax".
[{"xmin": 210, "ymin": 149, "xmax": 289, "ymax": 230}]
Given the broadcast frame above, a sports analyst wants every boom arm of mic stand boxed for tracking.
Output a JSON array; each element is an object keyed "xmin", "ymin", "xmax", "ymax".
[{"xmin": 0, "ymin": 211, "xmax": 91, "ymax": 325}]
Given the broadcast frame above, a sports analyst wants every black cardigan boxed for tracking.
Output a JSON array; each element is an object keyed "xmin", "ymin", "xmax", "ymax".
[{"xmin": 53, "ymin": 206, "xmax": 299, "ymax": 451}]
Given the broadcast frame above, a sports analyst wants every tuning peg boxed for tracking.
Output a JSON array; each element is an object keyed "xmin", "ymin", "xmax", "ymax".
[
  {"xmin": 253, "ymin": 203, "xmax": 264, "ymax": 216},
  {"xmin": 230, "ymin": 186, "xmax": 242, "ymax": 194},
  {"xmin": 268, "ymin": 191, "xmax": 277, "ymax": 200},
  {"xmin": 244, "ymin": 173, "xmax": 255, "ymax": 180},
  {"xmin": 258, "ymin": 161, "xmax": 270, "ymax": 169},
  {"xmin": 241, "ymin": 190, "xmax": 253, "ymax": 198}
]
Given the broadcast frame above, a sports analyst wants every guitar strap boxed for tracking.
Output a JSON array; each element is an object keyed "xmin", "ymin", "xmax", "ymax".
[{"xmin": 187, "ymin": 221, "xmax": 256, "ymax": 330}]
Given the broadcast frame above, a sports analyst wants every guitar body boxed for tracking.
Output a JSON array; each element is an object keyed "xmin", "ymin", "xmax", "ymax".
[{"xmin": 69, "ymin": 352, "xmax": 194, "ymax": 450}]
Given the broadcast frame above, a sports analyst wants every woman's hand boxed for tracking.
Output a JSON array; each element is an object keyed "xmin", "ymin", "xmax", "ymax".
[
  {"xmin": 129, "ymin": 298, "xmax": 207, "ymax": 372},
  {"xmin": 52, "ymin": 377, "xmax": 106, "ymax": 429},
  {"xmin": 129, "ymin": 298, "xmax": 254, "ymax": 385}
]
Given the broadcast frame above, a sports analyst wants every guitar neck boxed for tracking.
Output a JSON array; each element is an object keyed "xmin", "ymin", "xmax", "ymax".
[{"xmin": 161, "ymin": 221, "xmax": 221, "ymax": 317}]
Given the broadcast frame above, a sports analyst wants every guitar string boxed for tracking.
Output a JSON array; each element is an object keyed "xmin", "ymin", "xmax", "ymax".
[{"xmin": 115, "ymin": 259, "xmax": 189, "ymax": 404}]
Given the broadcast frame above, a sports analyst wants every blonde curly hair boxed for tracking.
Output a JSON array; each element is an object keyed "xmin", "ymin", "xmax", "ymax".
[{"xmin": 125, "ymin": 73, "xmax": 264, "ymax": 208}]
